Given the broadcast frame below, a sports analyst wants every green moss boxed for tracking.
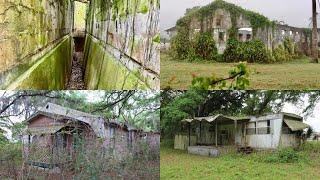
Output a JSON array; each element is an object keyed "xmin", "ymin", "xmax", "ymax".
[
  {"xmin": 84, "ymin": 37, "xmax": 105, "ymax": 89},
  {"xmin": 84, "ymin": 35, "xmax": 149, "ymax": 90},
  {"xmin": 6, "ymin": 36, "xmax": 72, "ymax": 90}
]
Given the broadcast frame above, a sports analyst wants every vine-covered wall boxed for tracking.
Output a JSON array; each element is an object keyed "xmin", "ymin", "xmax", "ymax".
[
  {"xmin": 0, "ymin": 0, "xmax": 74, "ymax": 89},
  {"xmin": 173, "ymin": 0, "xmax": 315, "ymax": 56},
  {"xmin": 84, "ymin": 0, "xmax": 160, "ymax": 90}
]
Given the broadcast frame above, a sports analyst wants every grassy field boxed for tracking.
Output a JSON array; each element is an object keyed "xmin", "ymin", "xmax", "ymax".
[
  {"xmin": 161, "ymin": 52, "xmax": 320, "ymax": 89},
  {"xmin": 160, "ymin": 141, "xmax": 320, "ymax": 180}
]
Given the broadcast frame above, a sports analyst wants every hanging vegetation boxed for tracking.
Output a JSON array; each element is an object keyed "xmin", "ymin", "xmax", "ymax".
[{"xmin": 170, "ymin": 0, "xmax": 275, "ymax": 61}]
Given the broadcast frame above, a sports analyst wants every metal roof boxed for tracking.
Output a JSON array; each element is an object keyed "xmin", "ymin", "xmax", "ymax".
[
  {"xmin": 282, "ymin": 112, "xmax": 303, "ymax": 120},
  {"xmin": 283, "ymin": 119, "xmax": 309, "ymax": 131},
  {"xmin": 182, "ymin": 114, "xmax": 235, "ymax": 123}
]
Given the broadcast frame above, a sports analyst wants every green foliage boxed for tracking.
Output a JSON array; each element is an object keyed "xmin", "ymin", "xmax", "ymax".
[
  {"xmin": 223, "ymin": 38, "xmax": 268, "ymax": 63},
  {"xmin": 153, "ymin": 34, "xmax": 161, "ymax": 43},
  {"xmin": 271, "ymin": 38, "xmax": 299, "ymax": 62},
  {"xmin": 272, "ymin": 45, "xmax": 291, "ymax": 62},
  {"xmin": 265, "ymin": 148, "xmax": 302, "ymax": 163},
  {"xmin": 171, "ymin": 31, "xmax": 218, "ymax": 61},
  {"xmin": 170, "ymin": 27, "xmax": 191, "ymax": 60},
  {"xmin": 299, "ymin": 141, "xmax": 320, "ymax": 153},
  {"xmin": 192, "ymin": 32, "xmax": 218, "ymax": 61},
  {"xmin": 160, "ymin": 90, "xmax": 247, "ymax": 138},
  {"xmin": 172, "ymin": 0, "xmax": 274, "ymax": 58},
  {"xmin": 191, "ymin": 62, "xmax": 249, "ymax": 89}
]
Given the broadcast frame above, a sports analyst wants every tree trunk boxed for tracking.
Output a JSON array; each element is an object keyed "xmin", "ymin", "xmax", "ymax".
[{"xmin": 312, "ymin": 0, "xmax": 319, "ymax": 62}]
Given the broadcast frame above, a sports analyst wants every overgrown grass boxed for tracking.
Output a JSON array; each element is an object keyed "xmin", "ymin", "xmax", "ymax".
[
  {"xmin": 161, "ymin": 52, "xmax": 320, "ymax": 90},
  {"xmin": 0, "ymin": 143, "xmax": 23, "ymax": 179},
  {"xmin": 160, "ymin": 141, "xmax": 320, "ymax": 179}
]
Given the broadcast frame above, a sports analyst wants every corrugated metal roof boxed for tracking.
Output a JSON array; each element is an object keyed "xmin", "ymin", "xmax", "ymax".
[
  {"xmin": 182, "ymin": 114, "xmax": 234, "ymax": 123},
  {"xmin": 284, "ymin": 119, "xmax": 309, "ymax": 131}
]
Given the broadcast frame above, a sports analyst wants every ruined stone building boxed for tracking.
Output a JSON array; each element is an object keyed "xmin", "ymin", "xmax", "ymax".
[
  {"xmin": 0, "ymin": 0, "xmax": 160, "ymax": 90},
  {"xmin": 166, "ymin": 0, "xmax": 318, "ymax": 55}
]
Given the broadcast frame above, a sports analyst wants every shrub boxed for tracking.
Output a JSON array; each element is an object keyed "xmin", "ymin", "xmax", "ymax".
[
  {"xmin": 223, "ymin": 38, "xmax": 242, "ymax": 62},
  {"xmin": 223, "ymin": 38, "xmax": 268, "ymax": 63},
  {"xmin": 170, "ymin": 28, "xmax": 191, "ymax": 60},
  {"xmin": 273, "ymin": 45, "xmax": 291, "ymax": 62},
  {"xmin": 192, "ymin": 32, "xmax": 218, "ymax": 61},
  {"xmin": 243, "ymin": 40, "xmax": 268, "ymax": 63}
]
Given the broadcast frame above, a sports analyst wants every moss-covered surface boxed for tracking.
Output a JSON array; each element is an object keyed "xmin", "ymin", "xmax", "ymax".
[
  {"xmin": 84, "ymin": 35, "xmax": 148, "ymax": 90},
  {"xmin": 6, "ymin": 36, "xmax": 72, "ymax": 90}
]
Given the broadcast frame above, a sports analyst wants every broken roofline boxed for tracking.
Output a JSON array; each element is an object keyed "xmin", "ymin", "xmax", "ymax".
[
  {"xmin": 176, "ymin": 0, "xmax": 316, "ymax": 30},
  {"xmin": 181, "ymin": 112, "xmax": 304, "ymax": 123},
  {"xmin": 25, "ymin": 102, "xmax": 140, "ymax": 132},
  {"xmin": 181, "ymin": 112, "xmax": 309, "ymax": 131}
]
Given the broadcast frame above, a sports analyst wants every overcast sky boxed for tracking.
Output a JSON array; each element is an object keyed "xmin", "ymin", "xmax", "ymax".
[{"xmin": 161, "ymin": 0, "xmax": 316, "ymax": 30}]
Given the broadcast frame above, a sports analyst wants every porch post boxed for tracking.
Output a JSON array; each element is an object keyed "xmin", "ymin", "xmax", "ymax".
[
  {"xmin": 215, "ymin": 121, "xmax": 218, "ymax": 147},
  {"xmin": 199, "ymin": 121, "xmax": 202, "ymax": 144},
  {"xmin": 188, "ymin": 123, "xmax": 191, "ymax": 146},
  {"xmin": 234, "ymin": 120, "xmax": 237, "ymax": 144}
]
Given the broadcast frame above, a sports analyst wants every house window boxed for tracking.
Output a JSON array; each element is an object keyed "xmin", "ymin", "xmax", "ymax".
[
  {"xmin": 246, "ymin": 34, "xmax": 251, "ymax": 41},
  {"xmin": 256, "ymin": 120, "xmax": 271, "ymax": 134},
  {"xmin": 239, "ymin": 33, "xmax": 243, "ymax": 41},
  {"xmin": 28, "ymin": 135, "xmax": 31, "ymax": 144},
  {"xmin": 219, "ymin": 32, "xmax": 225, "ymax": 42},
  {"xmin": 216, "ymin": 15, "xmax": 223, "ymax": 26}
]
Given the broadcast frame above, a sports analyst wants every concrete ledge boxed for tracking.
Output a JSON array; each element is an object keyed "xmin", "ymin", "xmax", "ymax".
[{"xmin": 188, "ymin": 146, "xmax": 220, "ymax": 157}]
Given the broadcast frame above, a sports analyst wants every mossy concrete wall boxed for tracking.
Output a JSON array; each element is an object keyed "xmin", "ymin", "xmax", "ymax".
[
  {"xmin": 84, "ymin": 0, "xmax": 160, "ymax": 89},
  {"xmin": 6, "ymin": 36, "xmax": 73, "ymax": 90},
  {"xmin": 0, "ymin": 0, "xmax": 74, "ymax": 89},
  {"xmin": 84, "ymin": 34, "xmax": 147, "ymax": 89}
]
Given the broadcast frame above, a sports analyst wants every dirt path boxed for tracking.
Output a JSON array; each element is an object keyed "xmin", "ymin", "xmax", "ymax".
[{"xmin": 66, "ymin": 51, "xmax": 85, "ymax": 90}]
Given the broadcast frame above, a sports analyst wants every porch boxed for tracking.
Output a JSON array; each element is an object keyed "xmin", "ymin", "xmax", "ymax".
[{"xmin": 174, "ymin": 115, "xmax": 249, "ymax": 156}]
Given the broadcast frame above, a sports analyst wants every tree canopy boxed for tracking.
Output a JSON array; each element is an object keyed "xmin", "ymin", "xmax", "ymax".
[
  {"xmin": 0, "ymin": 91, "xmax": 160, "ymax": 142},
  {"xmin": 161, "ymin": 90, "xmax": 320, "ymax": 138}
]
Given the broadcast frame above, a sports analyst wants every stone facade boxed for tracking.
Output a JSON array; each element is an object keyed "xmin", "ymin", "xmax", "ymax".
[{"xmin": 175, "ymin": 1, "xmax": 319, "ymax": 55}]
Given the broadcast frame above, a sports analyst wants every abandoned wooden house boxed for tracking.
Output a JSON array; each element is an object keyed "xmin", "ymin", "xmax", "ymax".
[
  {"xmin": 22, "ymin": 103, "xmax": 160, "ymax": 169},
  {"xmin": 174, "ymin": 113, "xmax": 309, "ymax": 157},
  {"xmin": 166, "ymin": 0, "xmax": 319, "ymax": 54}
]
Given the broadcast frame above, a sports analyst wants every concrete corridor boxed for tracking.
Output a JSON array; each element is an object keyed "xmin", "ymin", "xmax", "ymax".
[
  {"xmin": 0, "ymin": 0, "xmax": 160, "ymax": 90},
  {"xmin": 66, "ymin": 36, "xmax": 85, "ymax": 90}
]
